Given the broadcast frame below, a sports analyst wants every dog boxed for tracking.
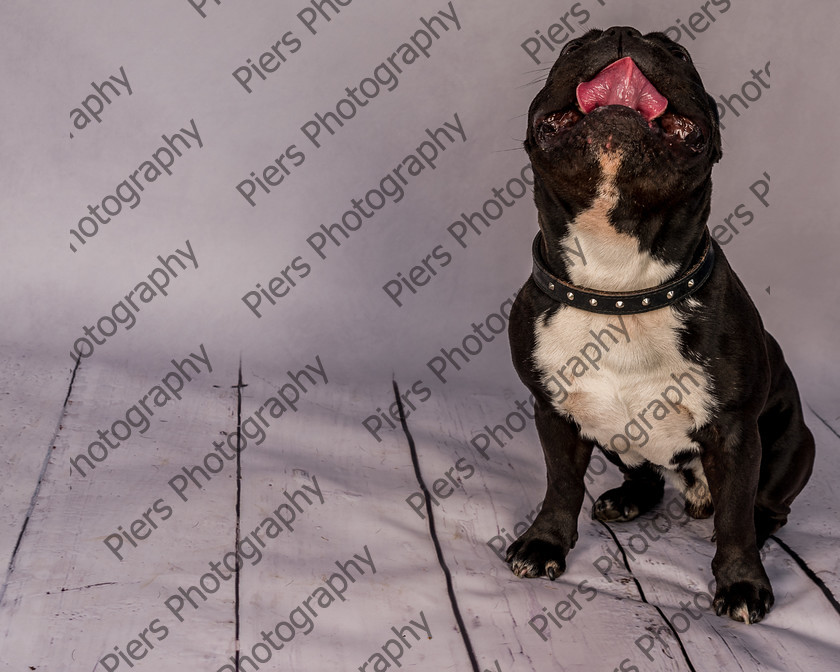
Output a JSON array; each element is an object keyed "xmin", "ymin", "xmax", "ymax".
[{"xmin": 505, "ymin": 26, "xmax": 814, "ymax": 624}]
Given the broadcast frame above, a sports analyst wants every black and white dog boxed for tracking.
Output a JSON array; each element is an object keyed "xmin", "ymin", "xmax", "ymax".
[{"xmin": 506, "ymin": 26, "xmax": 814, "ymax": 624}]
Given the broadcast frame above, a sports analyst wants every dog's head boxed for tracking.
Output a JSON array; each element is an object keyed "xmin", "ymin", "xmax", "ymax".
[{"xmin": 526, "ymin": 27, "xmax": 721, "ymax": 246}]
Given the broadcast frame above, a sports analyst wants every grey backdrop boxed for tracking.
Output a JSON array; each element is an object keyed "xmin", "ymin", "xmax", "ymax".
[{"xmin": 2, "ymin": 0, "xmax": 837, "ymax": 410}]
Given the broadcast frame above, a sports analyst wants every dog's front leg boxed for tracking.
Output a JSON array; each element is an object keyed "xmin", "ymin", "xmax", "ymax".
[
  {"xmin": 699, "ymin": 423, "xmax": 774, "ymax": 623},
  {"xmin": 506, "ymin": 397, "xmax": 594, "ymax": 580}
]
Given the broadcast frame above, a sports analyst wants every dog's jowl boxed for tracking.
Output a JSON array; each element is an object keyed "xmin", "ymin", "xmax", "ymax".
[{"xmin": 506, "ymin": 26, "xmax": 814, "ymax": 624}]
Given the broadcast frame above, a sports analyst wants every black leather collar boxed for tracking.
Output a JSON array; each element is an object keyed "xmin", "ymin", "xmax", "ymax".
[{"xmin": 531, "ymin": 229, "xmax": 715, "ymax": 314}]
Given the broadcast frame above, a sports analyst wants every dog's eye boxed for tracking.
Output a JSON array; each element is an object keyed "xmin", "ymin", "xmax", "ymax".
[
  {"xmin": 561, "ymin": 40, "xmax": 583, "ymax": 56},
  {"xmin": 670, "ymin": 46, "xmax": 691, "ymax": 62}
]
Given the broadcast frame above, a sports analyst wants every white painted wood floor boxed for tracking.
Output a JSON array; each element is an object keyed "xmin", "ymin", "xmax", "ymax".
[{"xmin": 1, "ymin": 348, "xmax": 839, "ymax": 672}]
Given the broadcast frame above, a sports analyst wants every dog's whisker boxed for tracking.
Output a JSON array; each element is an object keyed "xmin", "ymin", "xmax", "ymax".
[
  {"xmin": 517, "ymin": 79, "xmax": 548, "ymax": 89},
  {"xmin": 521, "ymin": 66, "xmax": 552, "ymax": 74}
]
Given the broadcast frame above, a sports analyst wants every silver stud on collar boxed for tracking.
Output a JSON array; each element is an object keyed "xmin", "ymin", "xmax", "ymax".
[
  {"xmin": 642, "ymin": 298, "xmax": 650, "ymax": 306},
  {"xmin": 589, "ymin": 298, "xmax": 598, "ymax": 306},
  {"xmin": 688, "ymin": 279, "xmax": 695, "ymax": 288},
  {"xmin": 548, "ymin": 282, "xmax": 555, "ymax": 291},
  {"xmin": 567, "ymin": 291, "xmax": 574, "ymax": 301},
  {"xmin": 615, "ymin": 300, "xmax": 624, "ymax": 308},
  {"xmin": 666, "ymin": 290, "xmax": 674, "ymax": 299}
]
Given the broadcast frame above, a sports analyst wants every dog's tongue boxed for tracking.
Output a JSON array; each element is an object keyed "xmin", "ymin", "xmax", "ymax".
[{"xmin": 576, "ymin": 56, "xmax": 667, "ymax": 121}]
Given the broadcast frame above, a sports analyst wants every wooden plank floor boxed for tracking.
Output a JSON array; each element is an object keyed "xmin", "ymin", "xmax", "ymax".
[
  {"xmin": 1, "ymin": 352, "xmax": 839, "ymax": 671},
  {"xmin": 0, "ymin": 348, "xmax": 75, "ymax": 579}
]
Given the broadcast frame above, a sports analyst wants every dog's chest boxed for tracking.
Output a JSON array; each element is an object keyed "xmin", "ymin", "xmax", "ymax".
[{"xmin": 532, "ymin": 306, "xmax": 713, "ymax": 468}]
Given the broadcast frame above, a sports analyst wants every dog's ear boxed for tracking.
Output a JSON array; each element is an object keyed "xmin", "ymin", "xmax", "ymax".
[{"xmin": 706, "ymin": 93, "xmax": 723, "ymax": 164}]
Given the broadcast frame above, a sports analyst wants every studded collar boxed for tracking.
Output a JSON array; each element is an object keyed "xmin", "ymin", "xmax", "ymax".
[{"xmin": 531, "ymin": 228, "xmax": 715, "ymax": 315}]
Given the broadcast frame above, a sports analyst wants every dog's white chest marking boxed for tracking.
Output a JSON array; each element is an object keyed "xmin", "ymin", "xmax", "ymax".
[
  {"xmin": 533, "ymin": 149, "xmax": 715, "ymax": 475},
  {"xmin": 533, "ymin": 307, "xmax": 713, "ymax": 470}
]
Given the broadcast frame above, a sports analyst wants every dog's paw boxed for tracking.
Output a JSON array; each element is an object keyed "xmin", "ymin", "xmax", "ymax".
[
  {"xmin": 592, "ymin": 487, "xmax": 641, "ymax": 522},
  {"xmin": 684, "ymin": 498, "xmax": 714, "ymax": 519},
  {"xmin": 505, "ymin": 537, "xmax": 567, "ymax": 580},
  {"xmin": 592, "ymin": 478, "xmax": 664, "ymax": 522},
  {"xmin": 713, "ymin": 581, "xmax": 774, "ymax": 624}
]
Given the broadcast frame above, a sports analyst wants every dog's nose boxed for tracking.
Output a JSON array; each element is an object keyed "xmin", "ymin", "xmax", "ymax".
[
  {"xmin": 603, "ymin": 26, "xmax": 642, "ymax": 56},
  {"xmin": 604, "ymin": 26, "xmax": 642, "ymax": 40}
]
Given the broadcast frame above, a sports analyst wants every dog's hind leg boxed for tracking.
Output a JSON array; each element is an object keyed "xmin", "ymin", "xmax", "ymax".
[{"xmin": 754, "ymin": 335, "xmax": 816, "ymax": 547}]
